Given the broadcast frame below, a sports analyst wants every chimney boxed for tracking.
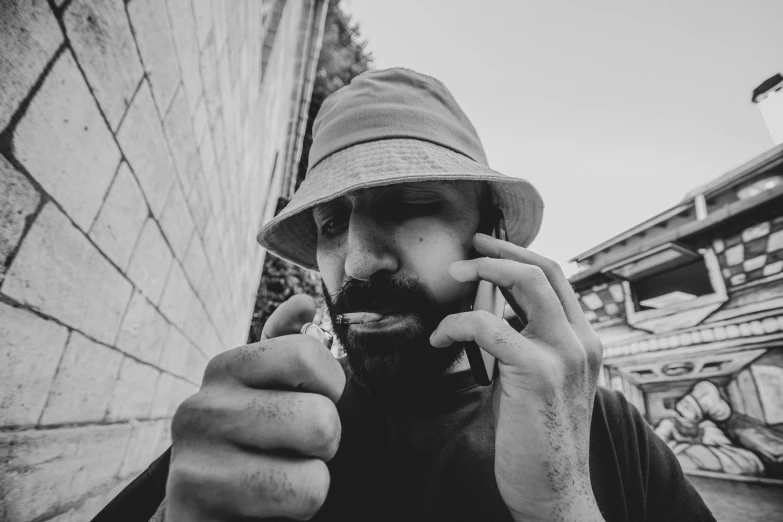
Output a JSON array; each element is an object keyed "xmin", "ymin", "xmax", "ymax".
[{"xmin": 752, "ymin": 73, "xmax": 783, "ymax": 145}]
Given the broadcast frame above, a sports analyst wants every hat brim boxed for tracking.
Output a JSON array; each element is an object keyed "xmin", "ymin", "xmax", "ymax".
[{"xmin": 257, "ymin": 139, "xmax": 544, "ymax": 270}]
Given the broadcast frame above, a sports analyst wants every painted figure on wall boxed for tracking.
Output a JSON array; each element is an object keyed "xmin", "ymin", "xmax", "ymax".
[{"xmin": 654, "ymin": 380, "xmax": 765, "ymax": 476}]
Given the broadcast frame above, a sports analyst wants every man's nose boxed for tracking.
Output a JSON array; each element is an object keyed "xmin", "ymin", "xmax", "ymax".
[{"xmin": 343, "ymin": 212, "xmax": 398, "ymax": 281}]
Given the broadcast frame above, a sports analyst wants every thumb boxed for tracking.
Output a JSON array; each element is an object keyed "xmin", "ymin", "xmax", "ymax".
[{"xmin": 261, "ymin": 294, "xmax": 317, "ymax": 340}]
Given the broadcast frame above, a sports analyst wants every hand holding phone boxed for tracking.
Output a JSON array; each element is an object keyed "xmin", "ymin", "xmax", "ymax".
[{"xmin": 462, "ymin": 206, "xmax": 514, "ymax": 385}]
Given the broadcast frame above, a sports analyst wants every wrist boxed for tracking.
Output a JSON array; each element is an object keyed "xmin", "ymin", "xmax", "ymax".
[{"xmin": 508, "ymin": 495, "xmax": 604, "ymax": 522}]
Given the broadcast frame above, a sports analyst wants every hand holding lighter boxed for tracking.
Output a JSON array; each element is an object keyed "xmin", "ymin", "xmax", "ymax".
[{"xmin": 301, "ymin": 322, "xmax": 333, "ymax": 348}]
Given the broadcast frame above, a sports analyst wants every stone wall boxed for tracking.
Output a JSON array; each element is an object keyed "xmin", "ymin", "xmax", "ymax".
[{"xmin": 0, "ymin": 0, "xmax": 325, "ymax": 520}]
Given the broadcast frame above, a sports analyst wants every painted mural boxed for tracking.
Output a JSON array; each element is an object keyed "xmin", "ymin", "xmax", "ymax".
[
  {"xmin": 654, "ymin": 380, "xmax": 765, "ymax": 476},
  {"xmin": 648, "ymin": 348, "xmax": 783, "ymax": 480}
]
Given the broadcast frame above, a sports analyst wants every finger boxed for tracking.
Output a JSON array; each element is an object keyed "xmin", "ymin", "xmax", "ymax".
[
  {"xmin": 449, "ymin": 256, "xmax": 572, "ymax": 343},
  {"xmin": 430, "ymin": 311, "xmax": 535, "ymax": 365},
  {"xmin": 473, "ymin": 233, "xmax": 589, "ymax": 330},
  {"xmin": 206, "ymin": 335, "xmax": 346, "ymax": 403},
  {"xmin": 261, "ymin": 294, "xmax": 317, "ymax": 340},
  {"xmin": 169, "ymin": 447, "xmax": 330, "ymax": 520},
  {"xmin": 177, "ymin": 388, "xmax": 341, "ymax": 461}
]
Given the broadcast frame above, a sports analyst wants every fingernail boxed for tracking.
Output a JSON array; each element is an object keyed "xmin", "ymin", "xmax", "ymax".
[{"xmin": 429, "ymin": 330, "xmax": 437, "ymax": 344}]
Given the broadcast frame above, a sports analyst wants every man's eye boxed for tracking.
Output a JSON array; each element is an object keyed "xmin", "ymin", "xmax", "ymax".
[{"xmin": 321, "ymin": 218, "xmax": 348, "ymax": 236}]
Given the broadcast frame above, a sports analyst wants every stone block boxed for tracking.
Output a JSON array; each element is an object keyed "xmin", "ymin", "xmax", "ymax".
[
  {"xmin": 769, "ymin": 229, "xmax": 783, "ymax": 252},
  {"xmin": 39, "ymin": 331, "xmax": 123, "ymax": 425},
  {"xmin": 199, "ymin": 275, "xmax": 220, "ymax": 324},
  {"xmin": 158, "ymin": 325, "xmax": 192, "ymax": 376},
  {"xmin": 127, "ymin": 0, "xmax": 181, "ymax": 113},
  {"xmin": 150, "ymin": 372, "xmax": 196, "ymax": 418},
  {"xmin": 159, "ymin": 180, "xmax": 195, "ymax": 261},
  {"xmin": 107, "ymin": 357, "xmax": 159, "ymax": 421},
  {"xmin": 212, "ymin": 0, "xmax": 227, "ymax": 55},
  {"xmin": 117, "ymin": 82, "xmax": 176, "ymax": 217},
  {"xmin": 119, "ymin": 419, "xmax": 166, "ymax": 478},
  {"xmin": 149, "ymin": 372, "xmax": 176, "ymax": 418},
  {"xmin": 192, "ymin": 95, "xmax": 208, "ymax": 144},
  {"xmin": 200, "ymin": 35, "xmax": 220, "ymax": 122},
  {"xmin": 202, "ymin": 218, "xmax": 223, "ymax": 275},
  {"xmin": 2, "ymin": 203, "xmax": 133, "ymax": 344},
  {"xmin": 182, "ymin": 234, "xmax": 209, "ymax": 290},
  {"xmin": 0, "ymin": 0, "xmax": 62, "ymax": 131},
  {"xmin": 115, "ymin": 291, "xmax": 169, "ymax": 364},
  {"xmin": 155, "ymin": 420, "xmax": 173, "ymax": 457},
  {"xmin": 198, "ymin": 129, "xmax": 216, "ymax": 182},
  {"xmin": 89, "ymin": 162, "xmax": 148, "ymax": 269},
  {"xmin": 163, "ymin": 87, "xmax": 200, "ymax": 194},
  {"xmin": 725, "ymin": 244, "xmax": 744, "ymax": 267},
  {"xmin": 127, "ymin": 218, "xmax": 174, "ymax": 305},
  {"xmin": 201, "ymin": 322, "xmax": 224, "ymax": 357},
  {"xmin": 45, "ymin": 477, "xmax": 133, "ymax": 522},
  {"xmin": 186, "ymin": 172, "xmax": 212, "ymax": 236},
  {"xmin": 158, "ymin": 259, "xmax": 194, "ymax": 329},
  {"xmin": 0, "ymin": 423, "xmax": 131, "ymax": 522},
  {"xmin": 182, "ymin": 298, "xmax": 210, "ymax": 350},
  {"xmin": 0, "ymin": 155, "xmax": 41, "ymax": 282},
  {"xmin": 192, "ymin": 0, "xmax": 213, "ymax": 49},
  {"xmin": 13, "ymin": 51, "xmax": 121, "ymax": 231},
  {"xmin": 166, "ymin": 0, "xmax": 203, "ymax": 110},
  {"xmin": 212, "ymin": 111, "xmax": 226, "ymax": 161},
  {"xmin": 183, "ymin": 339, "xmax": 209, "ymax": 384},
  {"xmin": 64, "ymin": 0, "xmax": 144, "ymax": 130},
  {"xmin": 0, "ymin": 303, "xmax": 68, "ymax": 427}
]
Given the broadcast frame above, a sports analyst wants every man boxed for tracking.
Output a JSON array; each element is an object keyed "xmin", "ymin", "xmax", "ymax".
[{"xmin": 96, "ymin": 68, "xmax": 714, "ymax": 521}]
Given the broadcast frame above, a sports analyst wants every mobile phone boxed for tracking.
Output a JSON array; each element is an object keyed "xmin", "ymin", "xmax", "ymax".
[{"xmin": 462, "ymin": 206, "xmax": 508, "ymax": 386}]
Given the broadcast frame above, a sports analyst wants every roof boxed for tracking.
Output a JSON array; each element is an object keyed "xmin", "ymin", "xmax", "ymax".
[
  {"xmin": 569, "ymin": 142, "xmax": 783, "ymax": 265},
  {"xmin": 568, "ymin": 180, "xmax": 783, "ymax": 286},
  {"xmin": 751, "ymin": 73, "xmax": 783, "ymax": 103},
  {"xmin": 681, "ymin": 141, "xmax": 783, "ymax": 200}
]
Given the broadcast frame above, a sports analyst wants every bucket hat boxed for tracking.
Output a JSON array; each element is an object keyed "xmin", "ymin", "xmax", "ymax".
[{"xmin": 257, "ymin": 67, "xmax": 544, "ymax": 270}]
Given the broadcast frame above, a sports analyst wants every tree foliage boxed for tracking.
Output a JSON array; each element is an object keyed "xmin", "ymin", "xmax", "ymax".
[{"xmin": 248, "ymin": 0, "xmax": 372, "ymax": 344}]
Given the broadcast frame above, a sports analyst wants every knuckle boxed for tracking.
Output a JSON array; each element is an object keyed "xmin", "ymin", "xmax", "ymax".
[
  {"xmin": 203, "ymin": 351, "xmax": 227, "ymax": 382},
  {"xmin": 167, "ymin": 449, "xmax": 213, "ymax": 501},
  {"xmin": 289, "ymin": 337, "xmax": 323, "ymax": 373},
  {"xmin": 308, "ymin": 396, "xmax": 341, "ymax": 458},
  {"xmin": 524, "ymin": 264, "xmax": 549, "ymax": 287},
  {"xmin": 585, "ymin": 333, "xmax": 604, "ymax": 374},
  {"xmin": 171, "ymin": 393, "xmax": 206, "ymax": 441},
  {"xmin": 542, "ymin": 257, "xmax": 563, "ymax": 275},
  {"xmin": 296, "ymin": 461, "xmax": 330, "ymax": 519}
]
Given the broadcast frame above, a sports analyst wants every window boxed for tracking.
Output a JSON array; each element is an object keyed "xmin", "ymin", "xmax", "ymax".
[{"xmin": 631, "ymin": 258, "xmax": 714, "ymax": 311}]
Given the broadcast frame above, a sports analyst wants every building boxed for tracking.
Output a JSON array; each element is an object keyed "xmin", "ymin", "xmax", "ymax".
[
  {"xmin": 570, "ymin": 138, "xmax": 783, "ymax": 481},
  {"xmin": 753, "ymin": 73, "xmax": 783, "ymax": 146},
  {"xmin": 0, "ymin": 1, "xmax": 326, "ymax": 520}
]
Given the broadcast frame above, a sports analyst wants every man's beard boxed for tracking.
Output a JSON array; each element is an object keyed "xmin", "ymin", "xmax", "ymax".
[{"xmin": 322, "ymin": 276, "xmax": 465, "ymax": 397}]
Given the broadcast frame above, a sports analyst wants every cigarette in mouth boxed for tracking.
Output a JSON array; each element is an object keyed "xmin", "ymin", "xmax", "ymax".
[{"xmin": 335, "ymin": 312, "xmax": 384, "ymax": 325}]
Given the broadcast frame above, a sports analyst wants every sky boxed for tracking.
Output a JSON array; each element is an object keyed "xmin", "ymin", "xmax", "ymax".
[{"xmin": 342, "ymin": 0, "xmax": 783, "ymax": 276}]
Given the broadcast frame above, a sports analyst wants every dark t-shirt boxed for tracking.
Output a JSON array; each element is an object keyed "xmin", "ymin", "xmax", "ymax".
[
  {"xmin": 94, "ymin": 360, "xmax": 715, "ymax": 522},
  {"xmin": 316, "ymin": 360, "xmax": 715, "ymax": 522}
]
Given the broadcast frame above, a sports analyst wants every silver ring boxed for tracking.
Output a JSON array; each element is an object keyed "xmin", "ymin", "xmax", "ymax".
[{"xmin": 300, "ymin": 322, "xmax": 333, "ymax": 348}]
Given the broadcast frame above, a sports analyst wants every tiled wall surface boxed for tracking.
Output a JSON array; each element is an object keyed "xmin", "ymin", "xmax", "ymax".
[{"xmin": 0, "ymin": 0, "xmax": 319, "ymax": 520}]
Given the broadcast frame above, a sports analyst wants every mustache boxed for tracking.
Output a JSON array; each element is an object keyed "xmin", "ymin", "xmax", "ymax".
[{"xmin": 325, "ymin": 275, "xmax": 433, "ymax": 316}]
